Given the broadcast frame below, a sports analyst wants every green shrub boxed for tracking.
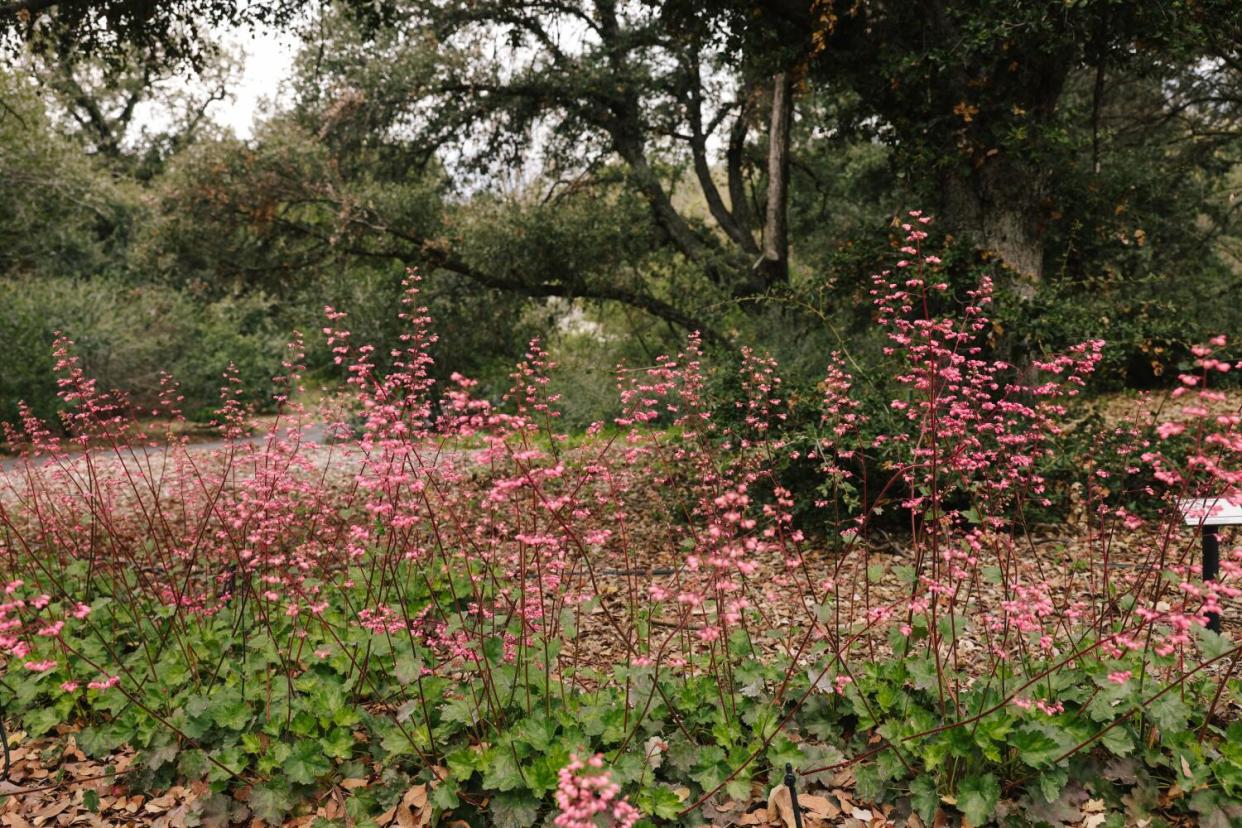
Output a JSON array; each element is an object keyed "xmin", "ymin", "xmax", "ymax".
[{"xmin": 0, "ymin": 277, "xmax": 285, "ymax": 427}]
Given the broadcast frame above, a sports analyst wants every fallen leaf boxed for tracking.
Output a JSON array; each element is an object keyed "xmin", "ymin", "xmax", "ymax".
[
  {"xmin": 767, "ymin": 785, "xmax": 797, "ymax": 828},
  {"xmin": 395, "ymin": 784, "xmax": 429, "ymax": 828},
  {"xmin": 33, "ymin": 799, "xmax": 72, "ymax": 820},
  {"xmin": 798, "ymin": 794, "xmax": 840, "ymax": 820},
  {"xmin": 146, "ymin": 793, "xmax": 178, "ymax": 814}
]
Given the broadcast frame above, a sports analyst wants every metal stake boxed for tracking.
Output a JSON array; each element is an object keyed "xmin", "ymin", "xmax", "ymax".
[
  {"xmin": 1205, "ymin": 525, "xmax": 1221, "ymax": 633},
  {"xmin": 784, "ymin": 763, "xmax": 804, "ymax": 828}
]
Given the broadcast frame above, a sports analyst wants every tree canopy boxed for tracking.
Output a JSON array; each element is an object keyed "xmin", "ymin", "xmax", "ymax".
[{"xmin": 1, "ymin": 0, "xmax": 1241, "ymax": 421}]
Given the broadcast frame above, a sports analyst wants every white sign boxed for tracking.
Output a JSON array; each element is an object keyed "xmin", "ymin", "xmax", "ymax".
[{"xmin": 1179, "ymin": 496, "xmax": 1242, "ymax": 527}]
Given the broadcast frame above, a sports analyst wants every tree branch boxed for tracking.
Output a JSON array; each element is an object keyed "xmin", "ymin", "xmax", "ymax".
[
  {"xmin": 684, "ymin": 53, "xmax": 758, "ymax": 254},
  {"xmin": 726, "ymin": 91, "xmax": 758, "ymax": 245},
  {"xmin": 435, "ymin": 253, "xmax": 728, "ymax": 348},
  {"xmin": 757, "ymin": 71, "xmax": 792, "ymax": 287}
]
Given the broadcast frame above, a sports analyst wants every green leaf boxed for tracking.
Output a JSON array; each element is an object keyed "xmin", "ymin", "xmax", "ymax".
[
  {"xmin": 511, "ymin": 716, "xmax": 557, "ymax": 753},
  {"xmin": 527, "ymin": 744, "xmax": 572, "ymax": 795},
  {"xmin": 1101, "ymin": 725, "xmax": 1134, "ymax": 757},
  {"xmin": 482, "ymin": 748, "xmax": 526, "ymax": 792},
  {"xmin": 23, "ymin": 707, "xmax": 61, "ymax": 737},
  {"xmin": 394, "ymin": 655, "xmax": 424, "ymax": 685},
  {"xmin": 766, "ymin": 734, "xmax": 804, "ymax": 770},
  {"xmin": 210, "ymin": 692, "xmax": 251, "ymax": 732},
  {"xmin": 250, "ymin": 784, "xmax": 293, "ymax": 824},
  {"xmin": 1213, "ymin": 756, "xmax": 1242, "ymax": 798},
  {"xmin": 446, "ymin": 745, "xmax": 484, "ymax": 781},
  {"xmin": 491, "ymin": 791, "xmax": 540, "ymax": 828},
  {"xmin": 332, "ymin": 704, "xmax": 362, "ymax": 728},
  {"xmin": 381, "ymin": 724, "xmax": 416, "ymax": 759},
  {"xmin": 482, "ymin": 637, "xmax": 506, "ymax": 665},
  {"xmin": 1011, "ymin": 724, "xmax": 1062, "ymax": 768},
  {"xmin": 178, "ymin": 748, "xmax": 209, "ymax": 779},
  {"xmin": 320, "ymin": 728, "xmax": 355, "ymax": 760},
  {"xmin": 910, "ymin": 774, "xmax": 939, "ymax": 825},
  {"xmin": 207, "ymin": 745, "xmax": 246, "ymax": 784},
  {"xmin": 144, "ymin": 740, "xmax": 180, "ymax": 771},
  {"xmin": 284, "ymin": 740, "xmax": 332, "ymax": 785},
  {"xmin": 1147, "ymin": 694, "xmax": 1190, "ymax": 732},
  {"xmin": 1196, "ymin": 626, "xmax": 1234, "ymax": 662},
  {"xmin": 439, "ymin": 697, "xmax": 478, "ymax": 729},
  {"xmin": 83, "ymin": 789, "xmax": 101, "ymax": 813},
  {"xmin": 638, "ymin": 785, "xmax": 684, "ymax": 820},
  {"xmin": 290, "ymin": 710, "xmax": 319, "ymax": 737},
  {"xmin": 1036, "ymin": 767, "xmax": 1068, "ymax": 804},
  {"xmin": 855, "ymin": 764, "xmax": 886, "ymax": 803},
  {"xmin": 907, "ymin": 657, "xmax": 939, "ymax": 692},
  {"xmin": 78, "ymin": 721, "xmax": 130, "ymax": 755},
  {"xmin": 725, "ymin": 771, "xmax": 751, "ymax": 801},
  {"xmin": 430, "ymin": 783, "xmax": 460, "ymax": 810},
  {"xmin": 957, "ymin": 774, "xmax": 999, "ymax": 827}
]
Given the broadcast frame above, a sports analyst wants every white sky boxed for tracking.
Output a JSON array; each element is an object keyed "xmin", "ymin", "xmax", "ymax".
[
  {"xmin": 215, "ymin": 27, "xmax": 300, "ymax": 137},
  {"xmin": 121, "ymin": 25, "xmax": 300, "ymax": 142}
]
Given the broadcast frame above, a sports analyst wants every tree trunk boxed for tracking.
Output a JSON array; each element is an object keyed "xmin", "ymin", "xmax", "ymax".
[
  {"xmin": 941, "ymin": 156, "xmax": 1045, "ymax": 300},
  {"xmin": 757, "ymin": 71, "xmax": 793, "ymax": 288}
]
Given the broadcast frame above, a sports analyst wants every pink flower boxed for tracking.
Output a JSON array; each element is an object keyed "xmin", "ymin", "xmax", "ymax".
[
  {"xmin": 1108, "ymin": 671, "xmax": 1132, "ymax": 685},
  {"xmin": 88, "ymin": 675, "xmax": 120, "ymax": 691},
  {"xmin": 1156, "ymin": 422, "xmax": 1185, "ymax": 439},
  {"xmin": 60, "ymin": 681, "xmax": 79, "ymax": 693},
  {"xmin": 24, "ymin": 659, "xmax": 56, "ymax": 672},
  {"xmin": 554, "ymin": 755, "xmax": 638, "ymax": 828},
  {"xmin": 37, "ymin": 621, "xmax": 64, "ymax": 637}
]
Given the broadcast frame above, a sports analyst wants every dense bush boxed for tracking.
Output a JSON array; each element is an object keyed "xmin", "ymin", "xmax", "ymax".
[{"xmin": 0, "ymin": 276, "xmax": 285, "ymax": 427}]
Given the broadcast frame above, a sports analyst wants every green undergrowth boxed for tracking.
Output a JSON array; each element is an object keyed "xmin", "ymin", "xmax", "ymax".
[{"xmin": 2, "ymin": 561, "xmax": 1240, "ymax": 827}]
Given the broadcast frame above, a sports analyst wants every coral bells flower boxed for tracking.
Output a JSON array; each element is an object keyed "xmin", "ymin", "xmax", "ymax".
[
  {"xmin": 554, "ymin": 755, "xmax": 640, "ymax": 828},
  {"xmin": 37, "ymin": 621, "xmax": 64, "ymax": 637}
]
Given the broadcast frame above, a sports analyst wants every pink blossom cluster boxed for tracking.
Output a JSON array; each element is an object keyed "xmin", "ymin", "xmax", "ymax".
[{"xmin": 553, "ymin": 755, "xmax": 639, "ymax": 828}]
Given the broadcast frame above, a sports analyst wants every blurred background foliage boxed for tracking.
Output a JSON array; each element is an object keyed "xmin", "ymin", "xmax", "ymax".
[{"xmin": 0, "ymin": 0, "xmax": 1240, "ymax": 431}]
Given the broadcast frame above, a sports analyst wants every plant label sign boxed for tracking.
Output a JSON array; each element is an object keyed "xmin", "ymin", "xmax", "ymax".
[
  {"xmin": 1178, "ymin": 495, "xmax": 1239, "ymax": 633},
  {"xmin": 1178, "ymin": 496, "xmax": 1242, "ymax": 526}
]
